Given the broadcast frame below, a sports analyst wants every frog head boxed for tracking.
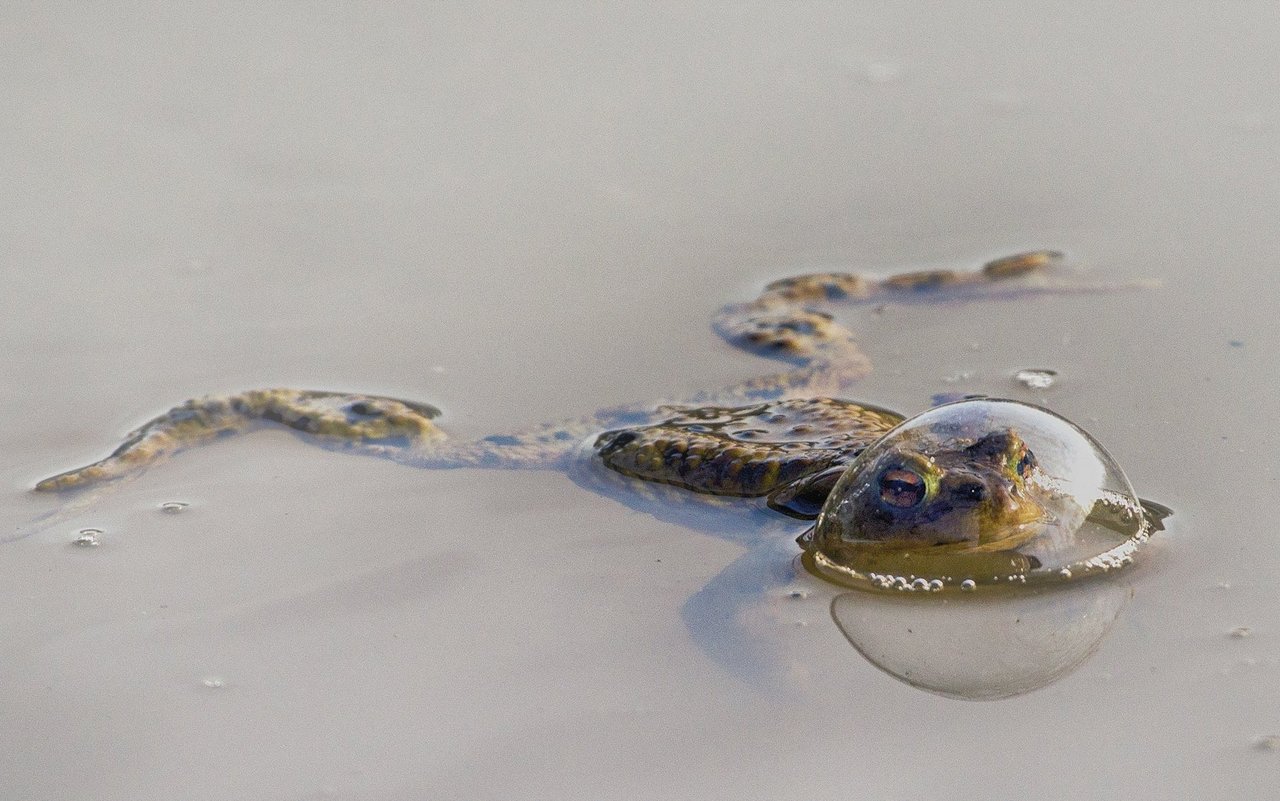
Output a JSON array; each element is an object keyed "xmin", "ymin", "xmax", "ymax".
[
  {"xmin": 771, "ymin": 398, "xmax": 1166, "ymax": 589},
  {"xmin": 816, "ymin": 428, "xmax": 1048, "ymax": 554},
  {"xmin": 771, "ymin": 425, "xmax": 1051, "ymax": 562}
]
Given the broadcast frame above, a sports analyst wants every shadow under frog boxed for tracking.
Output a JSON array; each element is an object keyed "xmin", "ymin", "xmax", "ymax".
[{"xmin": 26, "ymin": 252, "xmax": 1167, "ymax": 694}]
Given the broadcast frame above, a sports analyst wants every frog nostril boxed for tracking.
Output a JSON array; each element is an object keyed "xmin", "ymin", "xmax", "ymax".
[{"xmin": 600, "ymin": 431, "xmax": 638, "ymax": 452}]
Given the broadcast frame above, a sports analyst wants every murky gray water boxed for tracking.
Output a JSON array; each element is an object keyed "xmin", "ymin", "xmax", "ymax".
[{"xmin": 3, "ymin": 4, "xmax": 1278, "ymax": 800}]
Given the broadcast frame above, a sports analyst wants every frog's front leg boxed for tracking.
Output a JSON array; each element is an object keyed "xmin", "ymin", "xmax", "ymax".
[{"xmin": 34, "ymin": 389, "xmax": 448, "ymax": 491}]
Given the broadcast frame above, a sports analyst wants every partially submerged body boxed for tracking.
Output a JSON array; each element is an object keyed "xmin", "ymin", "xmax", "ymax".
[{"xmin": 34, "ymin": 251, "xmax": 1163, "ymax": 589}]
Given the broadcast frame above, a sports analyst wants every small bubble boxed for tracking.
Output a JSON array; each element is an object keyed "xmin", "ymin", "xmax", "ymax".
[
  {"xmin": 1059, "ymin": 568, "xmax": 1073, "ymax": 579},
  {"xmin": 942, "ymin": 370, "xmax": 975, "ymax": 384},
  {"xmin": 960, "ymin": 579, "xmax": 977, "ymax": 592},
  {"xmin": 1255, "ymin": 735, "xmax": 1280, "ymax": 752},
  {"xmin": 910, "ymin": 578, "xmax": 930, "ymax": 591},
  {"xmin": 159, "ymin": 501, "xmax": 189, "ymax": 514},
  {"xmin": 1014, "ymin": 368, "xmax": 1058, "ymax": 390},
  {"xmin": 928, "ymin": 579, "xmax": 944, "ymax": 592},
  {"xmin": 1229, "ymin": 340, "xmax": 1244, "ymax": 348},
  {"xmin": 72, "ymin": 529, "xmax": 102, "ymax": 547},
  {"xmin": 201, "ymin": 676, "xmax": 226, "ymax": 689},
  {"xmin": 786, "ymin": 589, "xmax": 809, "ymax": 600},
  {"xmin": 1229, "ymin": 626, "xmax": 1253, "ymax": 639}
]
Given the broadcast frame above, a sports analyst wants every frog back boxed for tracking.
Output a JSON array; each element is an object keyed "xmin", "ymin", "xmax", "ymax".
[{"xmin": 592, "ymin": 398, "xmax": 904, "ymax": 497}]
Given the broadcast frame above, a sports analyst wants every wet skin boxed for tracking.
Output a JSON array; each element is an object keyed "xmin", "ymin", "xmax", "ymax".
[{"xmin": 35, "ymin": 251, "xmax": 1129, "ymax": 566}]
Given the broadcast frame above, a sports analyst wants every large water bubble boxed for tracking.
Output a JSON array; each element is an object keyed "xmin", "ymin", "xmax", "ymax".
[
  {"xmin": 830, "ymin": 575, "xmax": 1132, "ymax": 699},
  {"xmin": 801, "ymin": 399, "xmax": 1163, "ymax": 592}
]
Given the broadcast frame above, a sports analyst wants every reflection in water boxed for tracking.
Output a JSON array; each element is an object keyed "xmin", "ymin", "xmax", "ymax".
[{"xmin": 830, "ymin": 575, "xmax": 1132, "ymax": 700}]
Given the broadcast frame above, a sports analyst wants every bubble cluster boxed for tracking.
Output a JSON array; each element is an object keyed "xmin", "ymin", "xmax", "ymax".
[{"xmin": 864, "ymin": 574, "xmax": 947, "ymax": 592}]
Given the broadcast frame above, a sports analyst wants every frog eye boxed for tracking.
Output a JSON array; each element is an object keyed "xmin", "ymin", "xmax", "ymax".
[
  {"xmin": 1015, "ymin": 450, "xmax": 1036, "ymax": 479},
  {"xmin": 879, "ymin": 468, "xmax": 927, "ymax": 508}
]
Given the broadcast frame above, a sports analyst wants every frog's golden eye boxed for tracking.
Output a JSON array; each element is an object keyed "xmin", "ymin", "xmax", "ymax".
[
  {"xmin": 879, "ymin": 468, "xmax": 926, "ymax": 508},
  {"xmin": 1015, "ymin": 450, "xmax": 1036, "ymax": 479}
]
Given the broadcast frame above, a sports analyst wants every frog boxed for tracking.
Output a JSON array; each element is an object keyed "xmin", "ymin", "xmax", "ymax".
[{"xmin": 33, "ymin": 250, "xmax": 1163, "ymax": 585}]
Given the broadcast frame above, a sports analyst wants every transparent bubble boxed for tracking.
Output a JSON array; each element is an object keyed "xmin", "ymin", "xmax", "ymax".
[
  {"xmin": 831, "ymin": 575, "xmax": 1131, "ymax": 699},
  {"xmin": 801, "ymin": 399, "xmax": 1163, "ymax": 592},
  {"xmin": 72, "ymin": 528, "xmax": 102, "ymax": 547},
  {"xmin": 1014, "ymin": 368, "xmax": 1058, "ymax": 390}
]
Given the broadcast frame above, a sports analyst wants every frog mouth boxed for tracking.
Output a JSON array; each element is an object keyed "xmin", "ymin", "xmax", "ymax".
[
  {"xmin": 845, "ymin": 511, "xmax": 1051, "ymax": 556},
  {"xmin": 964, "ymin": 517, "xmax": 1048, "ymax": 553}
]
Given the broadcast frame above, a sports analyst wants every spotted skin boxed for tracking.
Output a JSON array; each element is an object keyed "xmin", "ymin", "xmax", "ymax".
[
  {"xmin": 36, "ymin": 250, "xmax": 1102, "ymax": 503},
  {"xmin": 594, "ymin": 398, "xmax": 902, "ymax": 497},
  {"xmin": 35, "ymin": 389, "xmax": 446, "ymax": 491}
]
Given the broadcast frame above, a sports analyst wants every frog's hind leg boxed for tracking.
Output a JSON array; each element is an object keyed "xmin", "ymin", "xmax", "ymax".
[
  {"xmin": 34, "ymin": 389, "xmax": 655, "ymax": 493},
  {"xmin": 705, "ymin": 250, "xmax": 1136, "ymax": 404},
  {"xmin": 703, "ymin": 276, "xmax": 878, "ymax": 404},
  {"xmin": 34, "ymin": 389, "xmax": 449, "ymax": 492},
  {"xmin": 361, "ymin": 402, "xmax": 662, "ymax": 472}
]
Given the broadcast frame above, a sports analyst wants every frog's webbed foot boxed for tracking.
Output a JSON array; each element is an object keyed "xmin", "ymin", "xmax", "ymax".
[
  {"xmin": 744, "ymin": 250, "xmax": 1112, "ymax": 320},
  {"xmin": 873, "ymin": 250, "xmax": 1154, "ymax": 301},
  {"xmin": 34, "ymin": 389, "xmax": 446, "ymax": 492}
]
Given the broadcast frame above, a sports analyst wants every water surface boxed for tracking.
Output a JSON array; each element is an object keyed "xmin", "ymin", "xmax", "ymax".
[{"xmin": 2, "ymin": 4, "xmax": 1278, "ymax": 800}]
